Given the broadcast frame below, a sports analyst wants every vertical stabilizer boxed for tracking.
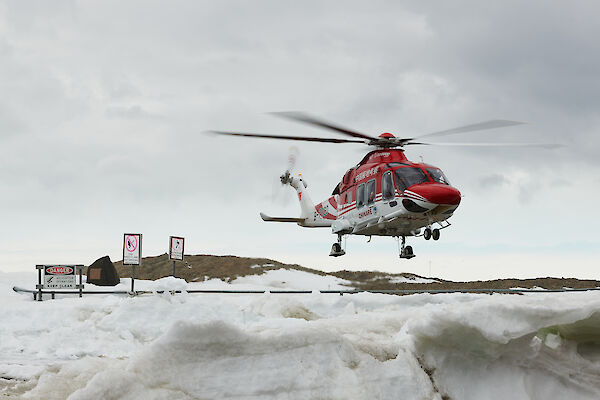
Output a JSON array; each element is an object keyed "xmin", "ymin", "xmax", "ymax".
[{"xmin": 280, "ymin": 171, "xmax": 335, "ymax": 227}]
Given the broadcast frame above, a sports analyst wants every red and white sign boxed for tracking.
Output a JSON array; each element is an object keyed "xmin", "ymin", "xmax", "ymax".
[
  {"xmin": 169, "ymin": 236, "xmax": 184, "ymax": 261},
  {"xmin": 46, "ymin": 266, "xmax": 74, "ymax": 274},
  {"xmin": 123, "ymin": 233, "xmax": 142, "ymax": 265},
  {"xmin": 44, "ymin": 265, "xmax": 76, "ymax": 289}
]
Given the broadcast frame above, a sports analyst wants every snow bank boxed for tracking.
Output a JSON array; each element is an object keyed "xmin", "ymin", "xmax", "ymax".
[
  {"xmin": 403, "ymin": 292, "xmax": 600, "ymax": 399},
  {"xmin": 29, "ymin": 320, "xmax": 430, "ymax": 400},
  {"xmin": 3, "ymin": 270, "xmax": 600, "ymax": 399},
  {"xmin": 230, "ymin": 268, "xmax": 352, "ymax": 290}
]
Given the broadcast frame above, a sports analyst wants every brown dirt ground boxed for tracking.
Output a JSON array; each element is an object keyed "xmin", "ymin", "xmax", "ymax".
[{"xmin": 108, "ymin": 253, "xmax": 600, "ymax": 291}]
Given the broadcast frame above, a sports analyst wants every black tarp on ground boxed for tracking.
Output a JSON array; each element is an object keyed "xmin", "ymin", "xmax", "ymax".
[{"xmin": 87, "ymin": 255, "xmax": 120, "ymax": 286}]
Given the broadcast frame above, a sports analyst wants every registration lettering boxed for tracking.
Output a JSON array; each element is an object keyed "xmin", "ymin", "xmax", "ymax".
[{"xmin": 356, "ymin": 167, "xmax": 379, "ymax": 182}]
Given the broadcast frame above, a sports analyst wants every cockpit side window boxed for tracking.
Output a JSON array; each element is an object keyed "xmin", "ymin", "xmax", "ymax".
[
  {"xmin": 426, "ymin": 168, "xmax": 450, "ymax": 185},
  {"xmin": 394, "ymin": 167, "xmax": 429, "ymax": 192},
  {"xmin": 366, "ymin": 179, "xmax": 376, "ymax": 205},
  {"xmin": 382, "ymin": 171, "xmax": 394, "ymax": 200},
  {"xmin": 356, "ymin": 183, "xmax": 365, "ymax": 208}
]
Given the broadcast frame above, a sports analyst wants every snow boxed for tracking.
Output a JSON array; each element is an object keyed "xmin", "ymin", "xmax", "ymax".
[
  {"xmin": 2, "ymin": 269, "xmax": 600, "ymax": 399},
  {"xmin": 230, "ymin": 268, "xmax": 352, "ymax": 290},
  {"xmin": 388, "ymin": 276, "xmax": 439, "ymax": 284}
]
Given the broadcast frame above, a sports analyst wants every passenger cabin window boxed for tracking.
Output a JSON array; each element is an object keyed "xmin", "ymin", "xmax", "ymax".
[
  {"xmin": 366, "ymin": 179, "xmax": 376, "ymax": 205},
  {"xmin": 382, "ymin": 171, "xmax": 394, "ymax": 200},
  {"xmin": 348, "ymin": 190, "xmax": 353, "ymax": 204},
  {"xmin": 426, "ymin": 168, "xmax": 450, "ymax": 185},
  {"xmin": 356, "ymin": 184, "xmax": 365, "ymax": 208},
  {"xmin": 394, "ymin": 167, "xmax": 429, "ymax": 192}
]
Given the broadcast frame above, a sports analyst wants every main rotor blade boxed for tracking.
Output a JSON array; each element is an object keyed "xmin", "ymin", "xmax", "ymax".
[
  {"xmin": 271, "ymin": 111, "xmax": 376, "ymax": 141},
  {"xmin": 413, "ymin": 120, "xmax": 526, "ymax": 140},
  {"xmin": 405, "ymin": 141, "xmax": 563, "ymax": 149},
  {"xmin": 210, "ymin": 130, "xmax": 366, "ymax": 144}
]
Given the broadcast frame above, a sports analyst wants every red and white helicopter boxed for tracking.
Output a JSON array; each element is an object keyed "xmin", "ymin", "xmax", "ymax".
[{"xmin": 213, "ymin": 113, "xmax": 559, "ymax": 259}]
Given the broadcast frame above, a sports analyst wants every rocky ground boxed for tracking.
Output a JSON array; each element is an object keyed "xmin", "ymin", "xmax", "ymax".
[{"xmin": 111, "ymin": 253, "xmax": 600, "ymax": 291}]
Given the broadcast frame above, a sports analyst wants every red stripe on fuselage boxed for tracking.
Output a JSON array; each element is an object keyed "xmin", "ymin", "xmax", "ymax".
[{"xmin": 315, "ymin": 203, "xmax": 337, "ymax": 220}]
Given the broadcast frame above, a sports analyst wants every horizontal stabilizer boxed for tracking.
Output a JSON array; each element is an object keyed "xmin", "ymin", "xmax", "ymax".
[{"xmin": 260, "ymin": 212, "xmax": 305, "ymax": 223}]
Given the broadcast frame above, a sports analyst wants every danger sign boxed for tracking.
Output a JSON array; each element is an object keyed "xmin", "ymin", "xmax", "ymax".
[
  {"xmin": 43, "ymin": 265, "xmax": 76, "ymax": 289},
  {"xmin": 123, "ymin": 233, "xmax": 142, "ymax": 265},
  {"xmin": 169, "ymin": 236, "xmax": 185, "ymax": 261}
]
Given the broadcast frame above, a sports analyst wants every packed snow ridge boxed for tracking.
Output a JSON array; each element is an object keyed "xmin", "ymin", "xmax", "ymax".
[{"xmin": 2, "ymin": 268, "xmax": 600, "ymax": 399}]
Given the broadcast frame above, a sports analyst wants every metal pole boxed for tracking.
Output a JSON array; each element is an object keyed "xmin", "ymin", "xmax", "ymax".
[
  {"xmin": 36, "ymin": 265, "xmax": 43, "ymax": 302},
  {"xmin": 131, "ymin": 265, "xmax": 135, "ymax": 293},
  {"xmin": 172, "ymin": 260, "xmax": 176, "ymax": 278},
  {"xmin": 78, "ymin": 265, "xmax": 83, "ymax": 298}
]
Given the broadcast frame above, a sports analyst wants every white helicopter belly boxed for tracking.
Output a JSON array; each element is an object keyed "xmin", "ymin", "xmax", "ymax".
[{"xmin": 335, "ymin": 193, "xmax": 455, "ymax": 237}]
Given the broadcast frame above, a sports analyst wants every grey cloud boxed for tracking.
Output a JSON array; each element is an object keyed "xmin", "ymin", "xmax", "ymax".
[
  {"xmin": 478, "ymin": 173, "xmax": 509, "ymax": 190},
  {"xmin": 106, "ymin": 81, "xmax": 142, "ymax": 100},
  {"xmin": 105, "ymin": 105, "xmax": 161, "ymax": 120},
  {"xmin": 0, "ymin": 105, "xmax": 28, "ymax": 137},
  {"xmin": 0, "ymin": 0, "xmax": 598, "ymax": 273}
]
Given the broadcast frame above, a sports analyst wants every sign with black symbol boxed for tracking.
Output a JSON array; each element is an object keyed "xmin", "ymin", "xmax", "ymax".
[
  {"xmin": 123, "ymin": 233, "xmax": 142, "ymax": 265},
  {"xmin": 169, "ymin": 236, "xmax": 184, "ymax": 261}
]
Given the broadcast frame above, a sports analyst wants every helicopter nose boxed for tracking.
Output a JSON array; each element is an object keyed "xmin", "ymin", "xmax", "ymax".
[{"xmin": 407, "ymin": 183, "xmax": 461, "ymax": 206}]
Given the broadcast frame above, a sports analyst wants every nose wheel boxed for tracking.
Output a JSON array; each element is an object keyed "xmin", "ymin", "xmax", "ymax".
[
  {"xmin": 398, "ymin": 236, "xmax": 416, "ymax": 259},
  {"xmin": 423, "ymin": 227, "xmax": 440, "ymax": 241}
]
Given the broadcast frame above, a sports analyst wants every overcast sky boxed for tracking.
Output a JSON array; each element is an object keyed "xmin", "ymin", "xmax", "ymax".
[{"xmin": 1, "ymin": 0, "xmax": 598, "ymax": 280}]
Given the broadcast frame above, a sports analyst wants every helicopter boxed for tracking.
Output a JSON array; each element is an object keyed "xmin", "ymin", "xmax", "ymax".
[{"xmin": 212, "ymin": 112, "xmax": 559, "ymax": 259}]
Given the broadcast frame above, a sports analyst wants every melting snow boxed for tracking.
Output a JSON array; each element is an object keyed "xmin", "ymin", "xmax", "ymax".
[{"xmin": 2, "ymin": 269, "xmax": 600, "ymax": 399}]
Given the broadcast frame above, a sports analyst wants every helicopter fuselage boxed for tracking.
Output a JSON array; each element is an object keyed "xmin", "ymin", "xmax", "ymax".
[{"xmin": 298, "ymin": 149, "xmax": 461, "ymax": 238}]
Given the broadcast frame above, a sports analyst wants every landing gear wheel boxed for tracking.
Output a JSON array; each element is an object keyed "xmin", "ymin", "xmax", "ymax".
[
  {"xmin": 432, "ymin": 229, "xmax": 440, "ymax": 241},
  {"xmin": 329, "ymin": 236, "xmax": 346, "ymax": 257},
  {"xmin": 423, "ymin": 228, "xmax": 432, "ymax": 240},
  {"xmin": 398, "ymin": 237, "xmax": 416, "ymax": 259}
]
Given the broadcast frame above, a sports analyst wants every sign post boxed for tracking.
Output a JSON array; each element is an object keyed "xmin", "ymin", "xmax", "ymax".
[
  {"xmin": 36, "ymin": 265, "xmax": 43, "ymax": 301},
  {"xmin": 123, "ymin": 233, "xmax": 142, "ymax": 293},
  {"xmin": 76, "ymin": 265, "xmax": 84, "ymax": 298},
  {"xmin": 169, "ymin": 236, "xmax": 185, "ymax": 278}
]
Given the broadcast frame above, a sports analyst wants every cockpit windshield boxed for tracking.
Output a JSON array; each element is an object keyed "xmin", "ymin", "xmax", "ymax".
[
  {"xmin": 426, "ymin": 168, "xmax": 450, "ymax": 185},
  {"xmin": 394, "ymin": 167, "xmax": 429, "ymax": 191}
]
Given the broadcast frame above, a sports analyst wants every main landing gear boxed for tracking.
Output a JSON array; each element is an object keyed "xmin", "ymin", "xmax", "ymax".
[
  {"xmin": 329, "ymin": 234, "xmax": 346, "ymax": 257},
  {"xmin": 398, "ymin": 236, "xmax": 415, "ymax": 259},
  {"xmin": 423, "ymin": 227, "xmax": 440, "ymax": 241}
]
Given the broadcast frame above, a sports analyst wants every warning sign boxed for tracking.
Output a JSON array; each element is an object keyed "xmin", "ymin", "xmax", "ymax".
[
  {"xmin": 169, "ymin": 236, "xmax": 185, "ymax": 261},
  {"xmin": 43, "ymin": 265, "xmax": 76, "ymax": 289},
  {"xmin": 123, "ymin": 233, "xmax": 142, "ymax": 265}
]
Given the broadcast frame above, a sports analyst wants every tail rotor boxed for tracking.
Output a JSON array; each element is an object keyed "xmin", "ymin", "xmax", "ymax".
[{"xmin": 271, "ymin": 146, "xmax": 299, "ymax": 205}]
